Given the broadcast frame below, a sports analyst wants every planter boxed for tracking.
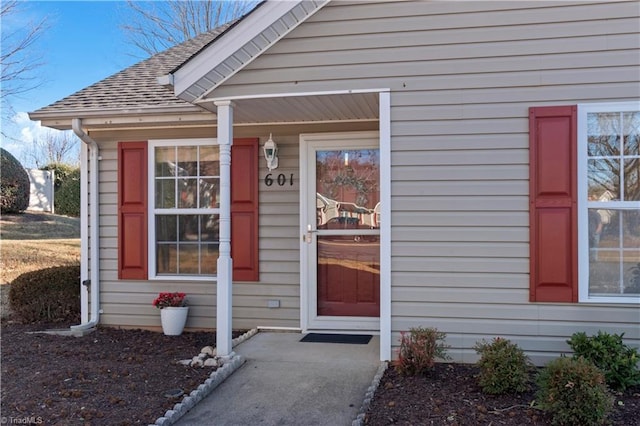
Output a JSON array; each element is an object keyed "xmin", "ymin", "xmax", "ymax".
[{"xmin": 160, "ymin": 306, "xmax": 189, "ymax": 336}]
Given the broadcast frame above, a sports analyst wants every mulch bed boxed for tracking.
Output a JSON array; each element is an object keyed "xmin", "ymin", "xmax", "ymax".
[
  {"xmin": 364, "ymin": 363, "xmax": 640, "ymax": 425},
  {"xmin": 3, "ymin": 320, "xmax": 639, "ymax": 425},
  {"xmin": 1, "ymin": 321, "xmax": 221, "ymax": 425}
]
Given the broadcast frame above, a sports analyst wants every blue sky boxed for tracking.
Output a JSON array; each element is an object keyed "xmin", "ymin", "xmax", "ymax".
[{"xmin": 2, "ymin": 1, "xmax": 140, "ymax": 166}]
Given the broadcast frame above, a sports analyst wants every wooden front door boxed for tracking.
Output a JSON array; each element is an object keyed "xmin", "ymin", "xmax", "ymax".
[{"xmin": 306, "ymin": 137, "xmax": 380, "ymax": 319}]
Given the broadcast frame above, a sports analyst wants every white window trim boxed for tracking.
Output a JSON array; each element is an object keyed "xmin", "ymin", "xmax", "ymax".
[
  {"xmin": 577, "ymin": 101, "xmax": 640, "ymax": 304},
  {"xmin": 148, "ymin": 138, "xmax": 219, "ymax": 281}
]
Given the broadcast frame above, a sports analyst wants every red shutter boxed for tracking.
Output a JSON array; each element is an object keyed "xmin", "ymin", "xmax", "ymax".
[
  {"xmin": 118, "ymin": 142, "xmax": 148, "ymax": 280},
  {"xmin": 231, "ymin": 138, "xmax": 259, "ymax": 281},
  {"xmin": 529, "ymin": 106, "xmax": 577, "ymax": 302}
]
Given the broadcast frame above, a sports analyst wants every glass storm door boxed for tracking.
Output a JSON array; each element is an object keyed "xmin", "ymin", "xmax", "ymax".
[{"xmin": 306, "ymin": 140, "xmax": 380, "ymax": 320}]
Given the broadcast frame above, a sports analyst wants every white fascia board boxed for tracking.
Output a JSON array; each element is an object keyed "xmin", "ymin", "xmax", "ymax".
[
  {"xmin": 172, "ymin": 0, "xmax": 329, "ymax": 101},
  {"xmin": 29, "ymin": 104, "xmax": 205, "ymax": 121},
  {"xmin": 35, "ymin": 111, "xmax": 216, "ymax": 131}
]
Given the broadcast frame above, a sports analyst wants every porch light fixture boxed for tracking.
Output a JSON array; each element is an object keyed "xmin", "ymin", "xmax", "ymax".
[{"xmin": 263, "ymin": 134, "xmax": 279, "ymax": 171}]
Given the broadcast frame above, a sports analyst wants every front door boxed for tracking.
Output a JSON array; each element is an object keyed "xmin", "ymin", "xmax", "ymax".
[{"xmin": 302, "ymin": 133, "xmax": 380, "ymax": 330}]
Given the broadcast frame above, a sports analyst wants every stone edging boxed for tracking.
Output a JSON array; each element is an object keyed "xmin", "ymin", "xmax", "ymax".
[
  {"xmin": 352, "ymin": 361, "xmax": 388, "ymax": 426},
  {"xmin": 151, "ymin": 328, "xmax": 259, "ymax": 426}
]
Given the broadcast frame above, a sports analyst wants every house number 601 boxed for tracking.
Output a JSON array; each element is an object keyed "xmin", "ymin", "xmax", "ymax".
[{"xmin": 264, "ymin": 173, "xmax": 294, "ymax": 187}]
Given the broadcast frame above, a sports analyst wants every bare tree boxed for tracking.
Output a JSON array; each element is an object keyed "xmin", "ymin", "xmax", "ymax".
[
  {"xmin": 27, "ymin": 130, "xmax": 81, "ymax": 168},
  {"xmin": 587, "ymin": 112, "xmax": 640, "ymax": 202},
  {"xmin": 120, "ymin": 0, "xmax": 259, "ymax": 57},
  {"xmin": 1, "ymin": 1, "xmax": 47, "ymax": 113}
]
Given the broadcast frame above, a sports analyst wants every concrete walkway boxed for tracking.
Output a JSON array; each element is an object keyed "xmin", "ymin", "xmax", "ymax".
[{"xmin": 174, "ymin": 331, "xmax": 381, "ymax": 426}]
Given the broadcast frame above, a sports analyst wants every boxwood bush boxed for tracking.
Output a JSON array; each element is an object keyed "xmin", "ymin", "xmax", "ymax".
[
  {"xmin": 8, "ymin": 265, "xmax": 81, "ymax": 323},
  {"xmin": 474, "ymin": 337, "xmax": 533, "ymax": 394},
  {"xmin": 1, "ymin": 148, "xmax": 30, "ymax": 214},
  {"xmin": 536, "ymin": 356, "xmax": 612, "ymax": 426}
]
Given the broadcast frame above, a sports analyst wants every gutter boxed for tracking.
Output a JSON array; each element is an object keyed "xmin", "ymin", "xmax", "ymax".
[
  {"xmin": 70, "ymin": 118, "xmax": 100, "ymax": 334},
  {"xmin": 29, "ymin": 104, "xmax": 211, "ymax": 125}
]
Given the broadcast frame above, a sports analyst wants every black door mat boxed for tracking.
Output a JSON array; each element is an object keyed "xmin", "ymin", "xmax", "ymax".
[{"xmin": 300, "ymin": 333, "xmax": 372, "ymax": 344}]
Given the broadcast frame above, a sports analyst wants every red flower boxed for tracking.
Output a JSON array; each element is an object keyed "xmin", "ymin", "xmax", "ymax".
[{"xmin": 152, "ymin": 292, "xmax": 187, "ymax": 309}]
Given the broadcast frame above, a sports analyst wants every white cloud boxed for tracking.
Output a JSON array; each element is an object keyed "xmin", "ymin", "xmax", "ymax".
[
  {"xmin": 12, "ymin": 111, "xmax": 32, "ymax": 125},
  {"xmin": 13, "ymin": 111, "xmax": 45, "ymax": 145},
  {"xmin": 4, "ymin": 111, "xmax": 77, "ymax": 168}
]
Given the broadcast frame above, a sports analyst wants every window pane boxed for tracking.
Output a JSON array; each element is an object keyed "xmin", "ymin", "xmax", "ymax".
[
  {"xmin": 317, "ymin": 235, "xmax": 380, "ymax": 316},
  {"xmin": 587, "ymin": 159, "xmax": 620, "ymax": 201},
  {"xmin": 598, "ymin": 209, "xmax": 619, "ymax": 250},
  {"xmin": 155, "ymin": 147, "xmax": 175, "ymax": 177},
  {"xmin": 177, "ymin": 146, "xmax": 198, "ymax": 176},
  {"xmin": 178, "ymin": 244, "xmax": 199, "ymax": 274},
  {"xmin": 156, "ymin": 215, "xmax": 177, "ymax": 242},
  {"xmin": 201, "ymin": 214, "xmax": 219, "ymax": 242},
  {"xmin": 623, "ymin": 112, "xmax": 640, "ymax": 156},
  {"xmin": 589, "ymin": 251, "xmax": 621, "ymax": 295},
  {"xmin": 199, "ymin": 178, "xmax": 219, "ymax": 208},
  {"xmin": 155, "ymin": 179, "xmax": 175, "ymax": 209},
  {"xmin": 157, "ymin": 243, "xmax": 177, "ymax": 274},
  {"xmin": 624, "ymin": 261, "xmax": 640, "ymax": 295},
  {"xmin": 200, "ymin": 146, "xmax": 219, "ymax": 176},
  {"xmin": 179, "ymin": 215, "xmax": 199, "ymax": 242},
  {"xmin": 624, "ymin": 159, "xmax": 640, "ymax": 201},
  {"xmin": 623, "ymin": 210, "xmax": 640, "ymax": 249},
  {"xmin": 588, "ymin": 208, "xmax": 605, "ymax": 261},
  {"xmin": 178, "ymin": 178, "xmax": 198, "ymax": 208},
  {"xmin": 316, "ymin": 149, "xmax": 380, "ymax": 229},
  {"xmin": 587, "ymin": 112, "xmax": 621, "ymax": 157},
  {"xmin": 201, "ymin": 244, "xmax": 219, "ymax": 274}
]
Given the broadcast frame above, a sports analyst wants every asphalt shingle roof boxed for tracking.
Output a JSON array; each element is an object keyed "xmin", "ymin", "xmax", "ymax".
[{"xmin": 32, "ymin": 26, "xmax": 230, "ymax": 115}]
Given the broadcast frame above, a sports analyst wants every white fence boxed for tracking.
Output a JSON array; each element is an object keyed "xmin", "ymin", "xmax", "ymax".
[{"xmin": 26, "ymin": 169, "xmax": 54, "ymax": 213}]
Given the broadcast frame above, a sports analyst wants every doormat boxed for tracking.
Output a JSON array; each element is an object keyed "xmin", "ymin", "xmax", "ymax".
[{"xmin": 300, "ymin": 333, "xmax": 372, "ymax": 344}]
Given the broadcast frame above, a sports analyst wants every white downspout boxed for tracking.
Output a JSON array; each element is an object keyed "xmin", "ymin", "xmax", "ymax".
[{"xmin": 71, "ymin": 118, "xmax": 100, "ymax": 333}]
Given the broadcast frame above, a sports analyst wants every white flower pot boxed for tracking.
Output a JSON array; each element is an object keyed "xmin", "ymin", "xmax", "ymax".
[{"xmin": 160, "ymin": 306, "xmax": 189, "ymax": 336}]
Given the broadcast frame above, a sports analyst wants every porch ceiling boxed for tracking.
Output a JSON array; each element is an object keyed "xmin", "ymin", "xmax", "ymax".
[{"xmin": 210, "ymin": 92, "xmax": 380, "ymax": 124}]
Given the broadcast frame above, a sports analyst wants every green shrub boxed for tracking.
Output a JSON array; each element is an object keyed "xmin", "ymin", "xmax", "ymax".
[
  {"xmin": 1, "ymin": 148, "xmax": 30, "ymax": 213},
  {"xmin": 8, "ymin": 265, "xmax": 81, "ymax": 324},
  {"xmin": 536, "ymin": 356, "xmax": 612, "ymax": 426},
  {"xmin": 395, "ymin": 327, "xmax": 451, "ymax": 375},
  {"xmin": 55, "ymin": 168, "xmax": 80, "ymax": 217},
  {"xmin": 567, "ymin": 331, "xmax": 640, "ymax": 391},
  {"xmin": 40, "ymin": 162, "xmax": 76, "ymax": 191},
  {"xmin": 474, "ymin": 337, "xmax": 532, "ymax": 394}
]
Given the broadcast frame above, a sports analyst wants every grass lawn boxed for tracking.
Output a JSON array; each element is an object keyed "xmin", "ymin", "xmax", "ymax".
[{"xmin": 0, "ymin": 212, "xmax": 80, "ymax": 317}]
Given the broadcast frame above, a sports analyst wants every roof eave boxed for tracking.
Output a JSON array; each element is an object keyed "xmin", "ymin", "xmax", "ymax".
[{"xmin": 29, "ymin": 105, "xmax": 215, "ymax": 131}]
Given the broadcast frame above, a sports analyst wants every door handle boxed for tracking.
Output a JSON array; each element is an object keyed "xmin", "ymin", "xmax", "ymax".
[{"xmin": 304, "ymin": 224, "xmax": 317, "ymax": 243}]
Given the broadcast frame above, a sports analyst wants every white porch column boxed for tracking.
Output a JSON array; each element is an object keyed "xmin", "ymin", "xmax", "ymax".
[{"xmin": 215, "ymin": 100, "xmax": 234, "ymax": 357}]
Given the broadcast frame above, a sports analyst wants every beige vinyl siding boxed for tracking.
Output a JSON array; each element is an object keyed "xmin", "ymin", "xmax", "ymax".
[
  {"xmin": 236, "ymin": 135, "xmax": 301, "ymax": 329},
  {"xmin": 94, "ymin": 135, "xmax": 302, "ymax": 331},
  {"xmin": 211, "ymin": 0, "xmax": 640, "ymax": 363},
  {"xmin": 213, "ymin": 1, "xmax": 640, "ymax": 98}
]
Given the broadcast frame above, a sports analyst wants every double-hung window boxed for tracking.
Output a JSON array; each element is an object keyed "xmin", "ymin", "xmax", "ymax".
[
  {"xmin": 149, "ymin": 138, "xmax": 220, "ymax": 279},
  {"xmin": 578, "ymin": 102, "xmax": 640, "ymax": 303}
]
